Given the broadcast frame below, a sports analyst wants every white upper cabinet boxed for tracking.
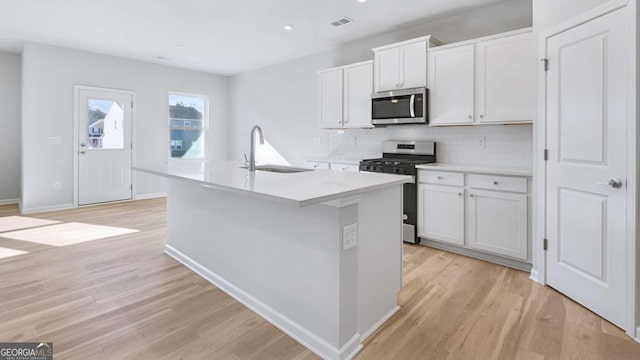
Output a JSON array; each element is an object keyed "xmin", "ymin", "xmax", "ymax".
[
  {"xmin": 343, "ymin": 62, "xmax": 373, "ymax": 128},
  {"xmin": 373, "ymin": 35, "xmax": 440, "ymax": 93},
  {"xmin": 318, "ymin": 61, "xmax": 373, "ymax": 129},
  {"xmin": 318, "ymin": 69, "xmax": 344, "ymax": 128},
  {"xmin": 475, "ymin": 32, "xmax": 535, "ymax": 124},
  {"xmin": 428, "ymin": 29, "xmax": 534, "ymax": 126},
  {"xmin": 374, "ymin": 47, "xmax": 401, "ymax": 92},
  {"xmin": 428, "ymin": 44, "xmax": 475, "ymax": 125}
]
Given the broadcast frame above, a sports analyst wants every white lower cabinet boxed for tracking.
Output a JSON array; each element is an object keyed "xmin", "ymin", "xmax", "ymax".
[
  {"xmin": 418, "ymin": 169, "xmax": 531, "ymax": 266},
  {"xmin": 467, "ymin": 189, "xmax": 528, "ymax": 260},
  {"xmin": 418, "ymin": 184, "xmax": 464, "ymax": 245}
]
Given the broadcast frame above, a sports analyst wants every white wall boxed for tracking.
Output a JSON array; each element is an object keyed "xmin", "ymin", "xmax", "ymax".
[
  {"xmin": 0, "ymin": 51, "xmax": 21, "ymax": 203},
  {"xmin": 533, "ymin": 0, "xmax": 610, "ymax": 29},
  {"xmin": 21, "ymin": 42, "xmax": 229, "ymax": 212},
  {"xmin": 228, "ymin": 0, "xmax": 533, "ymax": 167}
]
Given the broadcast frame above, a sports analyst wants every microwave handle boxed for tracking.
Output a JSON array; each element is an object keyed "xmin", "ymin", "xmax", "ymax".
[{"xmin": 409, "ymin": 94, "xmax": 415, "ymax": 118}]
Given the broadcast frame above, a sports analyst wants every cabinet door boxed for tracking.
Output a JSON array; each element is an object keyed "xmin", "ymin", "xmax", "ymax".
[
  {"xmin": 400, "ymin": 41, "xmax": 427, "ymax": 89},
  {"xmin": 418, "ymin": 184, "xmax": 465, "ymax": 245},
  {"xmin": 375, "ymin": 47, "xmax": 400, "ymax": 92},
  {"xmin": 343, "ymin": 62, "xmax": 373, "ymax": 128},
  {"xmin": 305, "ymin": 161, "xmax": 330, "ymax": 170},
  {"xmin": 318, "ymin": 69, "xmax": 343, "ymax": 128},
  {"xmin": 467, "ymin": 190, "xmax": 527, "ymax": 260},
  {"xmin": 476, "ymin": 33, "xmax": 534, "ymax": 123},
  {"xmin": 428, "ymin": 44, "xmax": 475, "ymax": 125},
  {"xmin": 331, "ymin": 162, "xmax": 360, "ymax": 172}
]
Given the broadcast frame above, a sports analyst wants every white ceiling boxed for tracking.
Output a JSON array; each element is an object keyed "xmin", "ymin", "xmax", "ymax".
[{"xmin": 0, "ymin": 0, "xmax": 509, "ymax": 75}]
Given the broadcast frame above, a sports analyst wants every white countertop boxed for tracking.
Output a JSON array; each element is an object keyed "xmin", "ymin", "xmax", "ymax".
[
  {"xmin": 134, "ymin": 161, "xmax": 412, "ymax": 207},
  {"xmin": 416, "ymin": 163, "xmax": 533, "ymax": 177}
]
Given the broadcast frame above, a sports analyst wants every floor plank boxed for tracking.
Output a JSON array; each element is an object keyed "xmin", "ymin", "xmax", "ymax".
[{"xmin": 1, "ymin": 199, "xmax": 639, "ymax": 359}]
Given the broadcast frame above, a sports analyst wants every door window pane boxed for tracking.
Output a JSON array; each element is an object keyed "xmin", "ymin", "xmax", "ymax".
[
  {"xmin": 169, "ymin": 94, "xmax": 207, "ymax": 159},
  {"xmin": 88, "ymin": 99, "xmax": 124, "ymax": 149}
]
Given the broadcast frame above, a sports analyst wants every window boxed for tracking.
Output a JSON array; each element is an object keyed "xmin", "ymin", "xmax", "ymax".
[
  {"xmin": 87, "ymin": 99, "xmax": 124, "ymax": 150},
  {"xmin": 168, "ymin": 93, "xmax": 208, "ymax": 159}
]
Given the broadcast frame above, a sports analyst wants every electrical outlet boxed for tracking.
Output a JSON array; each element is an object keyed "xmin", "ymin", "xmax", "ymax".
[
  {"xmin": 476, "ymin": 136, "xmax": 486, "ymax": 150},
  {"xmin": 53, "ymin": 182, "xmax": 61, "ymax": 191},
  {"xmin": 313, "ymin": 137, "xmax": 321, "ymax": 146},
  {"xmin": 342, "ymin": 223, "xmax": 358, "ymax": 251}
]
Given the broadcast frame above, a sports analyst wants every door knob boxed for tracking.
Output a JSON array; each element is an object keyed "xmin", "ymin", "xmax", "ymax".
[
  {"xmin": 596, "ymin": 178, "xmax": 623, "ymax": 189},
  {"xmin": 80, "ymin": 151, "xmax": 86, "ymax": 155},
  {"xmin": 80, "ymin": 143, "xmax": 86, "ymax": 147}
]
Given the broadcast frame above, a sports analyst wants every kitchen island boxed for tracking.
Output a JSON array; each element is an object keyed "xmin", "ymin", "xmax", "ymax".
[{"xmin": 134, "ymin": 161, "xmax": 411, "ymax": 360}]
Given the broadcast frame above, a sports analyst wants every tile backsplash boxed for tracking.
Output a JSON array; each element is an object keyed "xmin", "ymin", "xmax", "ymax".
[{"xmin": 329, "ymin": 124, "xmax": 533, "ymax": 168}]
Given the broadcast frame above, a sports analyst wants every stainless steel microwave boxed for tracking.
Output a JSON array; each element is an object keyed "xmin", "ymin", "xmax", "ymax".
[{"xmin": 371, "ymin": 88, "xmax": 428, "ymax": 126}]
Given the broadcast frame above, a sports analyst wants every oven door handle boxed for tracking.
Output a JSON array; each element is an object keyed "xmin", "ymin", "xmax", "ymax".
[{"xmin": 409, "ymin": 94, "xmax": 415, "ymax": 118}]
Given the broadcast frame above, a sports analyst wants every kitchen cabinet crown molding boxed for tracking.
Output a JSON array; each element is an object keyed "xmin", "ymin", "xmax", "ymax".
[
  {"xmin": 317, "ymin": 60, "xmax": 374, "ymax": 74},
  {"xmin": 372, "ymin": 34, "xmax": 442, "ymax": 52},
  {"xmin": 428, "ymin": 27, "xmax": 532, "ymax": 53}
]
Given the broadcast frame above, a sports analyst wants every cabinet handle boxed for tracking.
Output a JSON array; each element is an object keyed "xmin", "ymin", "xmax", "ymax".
[
  {"xmin": 469, "ymin": 194, "xmax": 474, "ymax": 197},
  {"xmin": 493, "ymin": 181, "xmax": 498, "ymax": 185},
  {"xmin": 468, "ymin": 115, "xmax": 473, "ymax": 119},
  {"xmin": 480, "ymin": 115, "xmax": 484, "ymax": 118},
  {"xmin": 458, "ymin": 192, "xmax": 463, "ymax": 196},
  {"xmin": 437, "ymin": 176, "xmax": 443, "ymax": 180}
]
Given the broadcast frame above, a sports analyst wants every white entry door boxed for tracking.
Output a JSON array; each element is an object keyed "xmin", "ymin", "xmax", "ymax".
[
  {"xmin": 77, "ymin": 87, "xmax": 133, "ymax": 206},
  {"xmin": 545, "ymin": 8, "xmax": 628, "ymax": 328}
]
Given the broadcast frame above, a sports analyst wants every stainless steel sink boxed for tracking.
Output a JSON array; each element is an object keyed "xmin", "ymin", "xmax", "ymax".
[{"xmin": 240, "ymin": 164, "xmax": 313, "ymax": 173}]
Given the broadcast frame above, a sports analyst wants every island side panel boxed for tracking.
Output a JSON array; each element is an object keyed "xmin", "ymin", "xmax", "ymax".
[
  {"xmin": 357, "ymin": 184, "xmax": 403, "ymax": 340},
  {"xmin": 165, "ymin": 179, "xmax": 346, "ymax": 356}
]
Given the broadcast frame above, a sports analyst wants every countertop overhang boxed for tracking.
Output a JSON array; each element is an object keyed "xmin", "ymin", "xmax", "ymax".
[{"xmin": 134, "ymin": 161, "xmax": 412, "ymax": 207}]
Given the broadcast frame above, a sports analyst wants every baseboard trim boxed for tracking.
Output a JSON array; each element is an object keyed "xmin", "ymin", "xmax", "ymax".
[
  {"xmin": 529, "ymin": 269, "xmax": 543, "ymax": 284},
  {"xmin": 135, "ymin": 192, "xmax": 167, "ymax": 200},
  {"xmin": 20, "ymin": 203, "xmax": 74, "ymax": 215},
  {"xmin": 419, "ymin": 239, "xmax": 532, "ymax": 272},
  {"xmin": 0, "ymin": 198, "xmax": 19, "ymax": 206},
  {"xmin": 360, "ymin": 305, "xmax": 399, "ymax": 342},
  {"xmin": 165, "ymin": 244, "xmax": 359, "ymax": 360},
  {"xmin": 635, "ymin": 327, "xmax": 640, "ymax": 343}
]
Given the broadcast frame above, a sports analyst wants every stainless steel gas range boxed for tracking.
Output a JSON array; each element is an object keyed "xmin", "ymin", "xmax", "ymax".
[{"xmin": 359, "ymin": 140, "xmax": 436, "ymax": 244}]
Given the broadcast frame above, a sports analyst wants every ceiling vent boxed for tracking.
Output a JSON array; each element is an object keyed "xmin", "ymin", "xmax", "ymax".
[{"xmin": 331, "ymin": 17, "xmax": 354, "ymax": 27}]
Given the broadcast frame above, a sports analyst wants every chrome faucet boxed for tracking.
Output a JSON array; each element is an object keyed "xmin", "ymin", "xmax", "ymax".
[{"xmin": 248, "ymin": 125, "xmax": 264, "ymax": 171}]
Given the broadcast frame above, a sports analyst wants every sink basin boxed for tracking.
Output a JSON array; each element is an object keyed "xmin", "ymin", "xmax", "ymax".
[{"xmin": 240, "ymin": 165, "xmax": 313, "ymax": 173}]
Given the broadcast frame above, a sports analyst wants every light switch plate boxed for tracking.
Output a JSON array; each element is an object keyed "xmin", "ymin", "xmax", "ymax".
[{"xmin": 342, "ymin": 223, "xmax": 358, "ymax": 251}]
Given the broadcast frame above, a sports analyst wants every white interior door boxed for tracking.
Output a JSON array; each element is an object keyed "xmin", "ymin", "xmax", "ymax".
[
  {"xmin": 77, "ymin": 88, "xmax": 133, "ymax": 206},
  {"xmin": 545, "ymin": 8, "xmax": 628, "ymax": 328}
]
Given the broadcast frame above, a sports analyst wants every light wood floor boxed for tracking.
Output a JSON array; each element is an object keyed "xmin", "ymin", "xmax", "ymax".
[{"xmin": 1, "ymin": 199, "xmax": 639, "ymax": 359}]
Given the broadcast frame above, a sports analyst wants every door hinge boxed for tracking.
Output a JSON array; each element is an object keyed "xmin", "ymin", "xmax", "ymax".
[
  {"xmin": 544, "ymin": 149, "xmax": 548, "ymax": 161},
  {"xmin": 541, "ymin": 58, "xmax": 549, "ymax": 71},
  {"xmin": 131, "ymin": 102, "xmax": 134, "ymax": 109},
  {"xmin": 543, "ymin": 238, "xmax": 548, "ymax": 251},
  {"xmin": 130, "ymin": 184, "xmax": 133, "ymax": 191}
]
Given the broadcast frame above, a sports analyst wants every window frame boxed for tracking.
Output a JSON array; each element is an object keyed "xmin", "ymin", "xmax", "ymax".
[{"xmin": 167, "ymin": 91, "xmax": 210, "ymax": 160}]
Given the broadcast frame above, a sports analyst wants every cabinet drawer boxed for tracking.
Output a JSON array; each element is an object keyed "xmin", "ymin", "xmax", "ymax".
[
  {"xmin": 332, "ymin": 162, "xmax": 360, "ymax": 172},
  {"xmin": 305, "ymin": 161, "xmax": 330, "ymax": 170},
  {"xmin": 467, "ymin": 174, "xmax": 526, "ymax": 193},
  {"xmin": 419, "ymin": 170, "xmax": 464, "ymax": 186}
]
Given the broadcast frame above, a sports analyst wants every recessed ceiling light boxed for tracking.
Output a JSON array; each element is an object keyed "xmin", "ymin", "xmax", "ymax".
[
  {"xmin": 177, "ymin": 45, "xmax": 185, "ymax": 50},
  {"xmin": 157, "ymin": 56, "xmax": 170, "ymax": 61},
  {"xmin": 283, "ymin": 24, "xmax": 294, "ymax": 31},
  {"xmin": 357, "ymin": 0, "xmax": 367, "ymax": 2}
]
